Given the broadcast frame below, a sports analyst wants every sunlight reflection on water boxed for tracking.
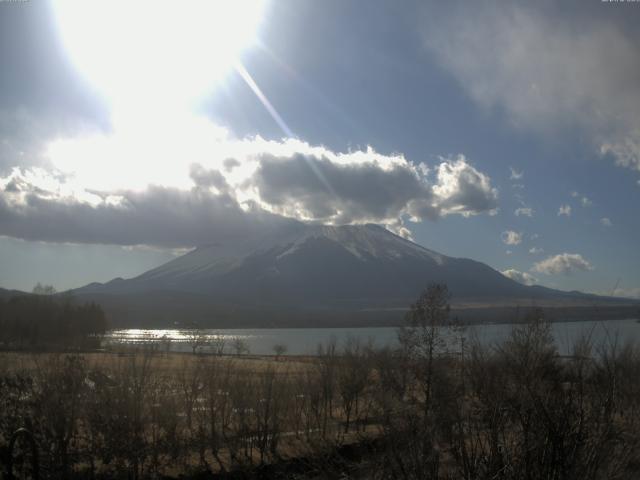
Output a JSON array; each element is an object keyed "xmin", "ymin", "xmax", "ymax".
[{"xmin": 102, "ymin": 319, "xmax": 640, "ymax": 356}]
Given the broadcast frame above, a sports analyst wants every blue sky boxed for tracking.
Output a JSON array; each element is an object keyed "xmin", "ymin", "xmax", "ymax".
[{"xmin": 0, "ymin": 0, "xmax": 639, "ymax": 297}]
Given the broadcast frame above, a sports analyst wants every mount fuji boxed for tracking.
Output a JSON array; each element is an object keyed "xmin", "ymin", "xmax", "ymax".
[{"xmin": 72, "ymin": 223, "xmax": 636, "ymax": 327}]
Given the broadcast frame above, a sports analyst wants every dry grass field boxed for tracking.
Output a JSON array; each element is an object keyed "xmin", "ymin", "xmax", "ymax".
[
  {"xmin": 2, "ymin": 310, "xmax": 640, "ymax": 478},
  {"xmin": 0, "ymin": 350, "xmax": 316, "ymax": 378}
]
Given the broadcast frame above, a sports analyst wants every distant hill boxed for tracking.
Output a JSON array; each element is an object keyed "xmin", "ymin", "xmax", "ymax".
[
  {"xmin": 71, "ymin": 223, "xmax": 639, "ymax": 327},
  {"xmin": 0, "ymin": 287, "xmax": 29, "ymax": 300}
]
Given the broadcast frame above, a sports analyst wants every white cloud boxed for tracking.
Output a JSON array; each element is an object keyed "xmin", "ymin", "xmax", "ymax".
[
  {"xmin": 0, "ymin": 167, "xmax": 292, "ymax": 247},
  {"xmin": 421, "ymin": 3, "xmax": 640, "ymax": 171},
  {"xmin": 533, "ymin": 253, "xmax": 593, "ymax": 275},
  {"xmin": 601, "ymin": 136, "xmax": 640, "ymax": 171},
  {"xmin": 529, "ymin": 247, "xmax": 543, "ymax": 254},
  {"xmin": 515, "ymin": 207, "xmax": 533, "ymax": 217},
  {"xmin": 501, "ymin": 230, "xmax": 522, "ymax": 246},
  {"xmin": 0, "ymin": 120, "xmax": 500, "ymax": 246},
  {"xmin": 558, "ymin": 204, "xmax": 571, "ymax": 216},
  {"xmin": 509, "ymin": 167, "xmax": 523, "ymax": 180},
  {"xmin": 426, "ymin": 155, "xmax": 499, "ymax": 218},
  {"xmin": 572, "ymin": 192, "xmax": 593, "ymax": 207},
  {"xmin": 501, "ymin": 269, "xmax": 537, "ymax": 286},
  {"xmin": 0, "ymin": 108, "xmax": 101, "ymax": 175},
  {"xmin": 255, "ymin": 152, "xmax": 498, "ymax": 226},
  {"xmin": 600, "ymin": 217, "xmax": 613, "ymax": 227}
]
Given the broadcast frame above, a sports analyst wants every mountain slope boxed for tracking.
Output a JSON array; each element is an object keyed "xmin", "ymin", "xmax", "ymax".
[
  {"xmin": 77, "ymin": 224, "xmax": 529, "ymax": 303},
  {"xmin": 73, "ymin": 223, "xmax": 636, "ymax": 326},
  {"xmin": 0, "ymin": 287, "xmax": 29, "ymax": 300}
]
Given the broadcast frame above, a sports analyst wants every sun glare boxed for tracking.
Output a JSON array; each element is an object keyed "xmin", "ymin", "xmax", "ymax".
[
  {"xmin": 53, "ymin": 0, "xmax": 266, "ymax": 113},
  {"xmin": 49, "ymin": 0, "xmax": 266, "ymax": 191},
  {"xmin": 47, "ymin": 112, "xmax": 231, "ymax": 192}
]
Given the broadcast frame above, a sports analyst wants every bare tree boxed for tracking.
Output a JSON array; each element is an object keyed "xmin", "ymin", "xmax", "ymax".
[
  {"xmin": 254, "ymin": 366, "xmax": 286, "ymax": 464},
  {"xmin": 338, "ymin": 337, "xmax": 371, "ymax": 433},
  {"xmin": 32, "ymin": 283, "xmax": 57, "ymax": 295},
  {"xmin": 272, "ymin": 343, "xmax": 287, "ymax": 361},
  {"xmin": 377, "ymin": 284, "xmax": 455, "ymax": 479},
  {"xmin": 399, "ymin": 283, "xmax": 453, "ymax": 414},
  {"xmin": 210, "ymin": 333, "xmax": 226, "ymax": 356},
  {"xmin": 31, "ymin": 354, "xmax": 87, "ymax": 477},
  {"xmin": 184, "ymin": 328, "xmax": 210, "ymax": 355},
  {"xmin": 232, "ymin": 337, "xmax": 249, "ymax": 356},
  {"xmin": 316, "ymin": 338, "xmax": 338, "ymax": 440}
]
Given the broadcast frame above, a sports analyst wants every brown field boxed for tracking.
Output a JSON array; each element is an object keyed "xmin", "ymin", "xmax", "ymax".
[
  {"xmin": 0, "ymin": 350, "xmax": 317, "ymax": 377},
  {"xmin": 2, "ymin": 316, "xmax": 640, "ymax": 479}
]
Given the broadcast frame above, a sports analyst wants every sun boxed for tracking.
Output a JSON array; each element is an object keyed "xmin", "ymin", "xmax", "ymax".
[
  {"xmin": 52, "ymin": 0, "xmax": 266, "ymax": 114},
  {"xmin": 48, "ymin": 0, "xmax": 267, "ymax": 194}
]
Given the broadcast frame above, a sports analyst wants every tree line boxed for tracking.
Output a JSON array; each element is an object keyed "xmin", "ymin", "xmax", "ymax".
[
  {"xmin": 0, "ymin": 284, "xmax": 639, "ymax": 478},
  {"xmin": 0, "ymin": 286, "xmax": 108, "ymax": 349}
]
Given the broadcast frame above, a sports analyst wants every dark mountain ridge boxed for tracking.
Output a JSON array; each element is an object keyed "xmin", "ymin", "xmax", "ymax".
[{"xmin": 70, "ymin": 224, "xmax": 638, "ymax": 327}]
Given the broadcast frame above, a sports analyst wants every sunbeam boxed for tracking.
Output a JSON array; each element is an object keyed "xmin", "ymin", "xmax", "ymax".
[{"xmin": 235, "ymin": 62, "xmax": 337, "ymax": 197}]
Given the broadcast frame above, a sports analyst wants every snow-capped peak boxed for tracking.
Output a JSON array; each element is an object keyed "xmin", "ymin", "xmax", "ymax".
[{"xmin": 137, "ymin": 223, "xmax": 445, "ymax": 282}]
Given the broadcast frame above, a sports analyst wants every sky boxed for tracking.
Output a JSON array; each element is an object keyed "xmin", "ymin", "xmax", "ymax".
[{"xmin": 0, "ymin": 0, "xmax": 639, "ymax": 298}]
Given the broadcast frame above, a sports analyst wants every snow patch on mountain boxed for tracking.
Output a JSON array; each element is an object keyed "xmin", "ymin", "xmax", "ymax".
[
  {"xmin": 274, "ymin": 224, "xmax": 446, "ymax": 264},
  {"xmin": 147, "ymin": 223, "xmax": 447, "ymax": 281}
]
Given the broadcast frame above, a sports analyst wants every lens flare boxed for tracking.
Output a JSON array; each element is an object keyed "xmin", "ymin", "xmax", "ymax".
[{"xmin": 53, "ymin": 0, "xmax": 266, "ymax": 112}]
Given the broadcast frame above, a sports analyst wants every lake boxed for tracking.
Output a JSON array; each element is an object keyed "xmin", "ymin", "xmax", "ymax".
[{"xmin": 103, "ymin": 318, "xmax": 640, "ymax": 356}]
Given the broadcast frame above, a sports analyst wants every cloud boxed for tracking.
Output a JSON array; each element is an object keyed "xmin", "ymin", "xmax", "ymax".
[
  {"xmin": 0, "ymin": 126, "xmax": 499, "ymax": 247},
  {"xmin": 501, "ymin": 230, "xmax": 522, "ymax": 246},
  {"xmin": 421, "ymin": 3, "xmax": 640, "ymax": 171},
  {"xmin": 532, "ymin": 253, "xmax": 593, "ymax": 275},
  {"xmin": 601, "ymin": 136, "xmax": 640, "ymax": 171},
  {"xmin": 529, "ymin": 247, "xmax": 543, "ymax": 254},
  {"xmin": 509, "ymin": 167, "xmax": 523, "ymax": 180},
  {"xmin": 0, "ymin": 168, "xmax": 295, "ymax": 247},
  {"xmin": 252, "ymin": 152, "xmax": 498, "ymax": 225},
  {"xmin": 189, "ymin": 164, "xmax": 231, "ymax": 194},
  {"xmin": 412, "ymin": 155, "xmax": 499, "ymax": 219},
  {"xmin": 558, "ymin": 204, "xmax": 571, "ymax": 216},
  {"xmin": 515, "ymin": 207, "xmax": 533, "ymax": 217},
  {"xmin": 0, "ymin": 108, "xmax": 103, "ymax": 175},
  {"xmin": 572, "ymin": 191, "xmax": 592, "ymax": 207},
  {"xmin": 501, "ymin": 269, "xmax": 537, "ymax": 286},
  {"xmin": 600, "ymin": 217, "xmax": 613, "ymax": 227},
  {"xmin": 253, "ymin": 151, "xmax": 424, "ymax": 224}
]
